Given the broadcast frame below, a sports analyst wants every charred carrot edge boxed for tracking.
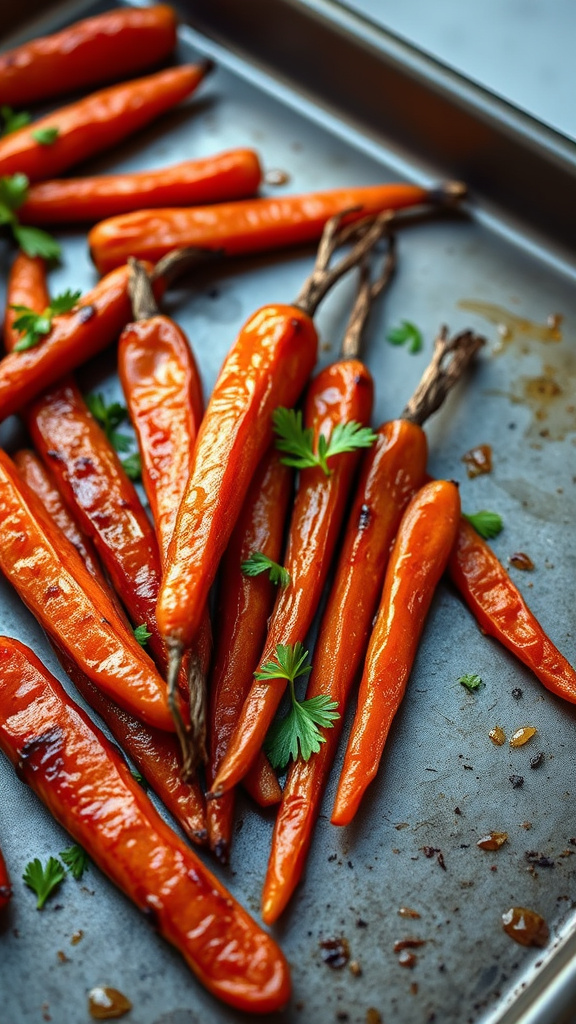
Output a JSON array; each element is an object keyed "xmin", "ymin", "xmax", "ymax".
[
  {"xmin": 0, "ymin": 847, "xmax": 11, "ymax": 909},
  {"xmin": 449, "ymin": 516, "xmax": 576, "ymax": 702},
  {"xmin": 0, "ymin": 5, "xmax": 178, "ymax": 107},
  {"xmin": 88, "ymin": 181, "xmax": 464, "ymax": 274},
  {"xmin": 3, "ymin": 252, "xmax": 50, "ymax": 353},
  {"xmin": 0, "ymin": 449, "xmax": 173, "ymax": 732},
  {"xmin": 210, "ymin": 358, "xmax": 374, "ymax": 797},
  {"xmin": 0, "ymin": 637, "xmax": 290, "ymax": 1012},
  {"xmin": 20, "ymin": 150, "xmax": 262, "ymax": 225},
  {"xmin": 207, "ymin": 447, "xmax": 292, "ymax": 861},
  {"xmin": 331, "ymin": 480, "xmax": 461, "ymax": 826},
  {"xmin": 0, "ymin": 63, "xmax": 212, "ymax": 183},
  {"xmin": 261, "ymin": 419, "xmax": 428, "ymax": 922}
]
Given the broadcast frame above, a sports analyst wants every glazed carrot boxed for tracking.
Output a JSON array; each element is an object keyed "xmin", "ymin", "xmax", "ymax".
[
  {"xmin": 0, "ymin": 451, "xmax": 173, "ymax": 732},
  {"xmin": 0, "ymin": 847, "xmax": 11, "ymax": 909},
  {"xmin": 207, "ymin": 448, "xmax": 292, "ymax": 861},
  {"xmin": 0, "ymin": 64, "xmax": 211, "ymax": 183},
  {"xmin": 0, "ymin": 6, "xmax": 178, "ymax": 107},
  {"xmin": 19, "ymin": 150, "xmax": 262, "ymax": 225},
  {"xmin": 331, "ymin": 479, "xmax": 461, "ymax": 826},
  {"xmin": 88, "ymin": 181, "xmax": 465, "ymax": 274},
  {"xmin": 0, "ymin": 637, "xmax": 290, "ymax": 1012},
  {"xmin": 262, "ymin": 327, "xmax": 485, "ymax": 921},
  {"xmin": 157, "ymin": 214, "xmax": 390, "ymax": 738},
  {"xmin": 449, "ymin": 517, "xmax": 576, "ymax": 703},
  {"xmin": 0, "ymin": 263, "xmax": 145, "ymax": 422},
  {"xmin": 3, "ymin": 252, "xmax": 49, "ymax": 352}
]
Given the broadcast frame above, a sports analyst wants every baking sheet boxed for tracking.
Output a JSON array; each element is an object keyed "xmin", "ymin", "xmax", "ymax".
[{"xmin": 1, "ymin": 2, "xmax": 576, "ymax": 1023}]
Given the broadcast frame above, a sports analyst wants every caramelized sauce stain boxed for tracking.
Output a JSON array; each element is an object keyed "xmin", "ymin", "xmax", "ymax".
[
  {"xmin": 458, "ymin": 301, "xmax": 563, "ymax": 350},
  {"xmin": 502, "ymin": 907, "xmax": 549, "ymax": 947},
  {"xmin": 88, "ymin": 987, "xmax": 132, "ymax": 1019}
]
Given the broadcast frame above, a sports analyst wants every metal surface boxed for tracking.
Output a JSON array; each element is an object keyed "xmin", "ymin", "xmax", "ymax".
[{"xmin": 1, "ymin": 2, "xmax": 576, "ymax": 1023}]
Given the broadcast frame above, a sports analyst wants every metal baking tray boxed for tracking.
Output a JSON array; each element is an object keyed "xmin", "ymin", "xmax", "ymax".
[{"xmin": 1, "ymin": 2, "xmax": 576, "ymax": 1022}]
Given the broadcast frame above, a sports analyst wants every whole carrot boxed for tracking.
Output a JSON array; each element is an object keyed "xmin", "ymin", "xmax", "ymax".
[
  {"xmin": 88, "ymin": 181, "xmax": 465, "ymax": 274},
  {"xmin": 19, "ymin": 149, "xmax": 262, "ymax": 225},
  {"xmin": 0, "ymin": 637, "xmax": 290, "ymax": 1012},
  {"xmin": 157, "ymin": 214, "xmax": 391, "ymax": 757},
  {"xmin": 262, "ymin": 326, "xmax": 484, "ymax": 922},
  {"xmin": 207, "ymin": 447, "xmax": 292, "ymax": 861},
  {"xmin": 0, "ymin": 64, "xmax": 212, "ymax": 183},
  {"xmin": 0, "ymin": 6, "xmax": 178, "ymax": 107},
  {"xmin": 0, "ymin": 847, "xmax": 11, "ymax": 909},
  {"xmin": 0, "ymin": 451, "xmax": 173, "ymax": 732},
  {"xmin": 3, "ymin": 252, "xmax": 49, "ymax": 352},
  {"xmin": 449, "ymin": 518, "xmax": 576, "ymax": 703},
  {"xmin": 331, "ymin": 479, "xmax": 461, "ymax": 826}
]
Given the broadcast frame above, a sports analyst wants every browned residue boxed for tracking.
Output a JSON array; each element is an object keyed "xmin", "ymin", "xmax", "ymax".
[
  {"xmin": 458, "ymin": 301, "xmax": 563, "ymax": 350},
  {"xmin": 509, "ymin": 552, "xmax": 535, "ymax": 571},
  {"xmin": 489, "ymin": 726, "xmax": 506, "ymax": 746},
  {"xmin": 477, "ymin": 831, "xmax": 508, "ymax": 851},
  {"xmin": 88, "ymin": 987, "xmax": 132, "ymax": 1020},
  {"xmin": 462, "ymin": 443, "xmax": 492, "ymax": 477},
  {"xmin": 502, "ymin": 906, "xmax": 549, "ymax": 947}
]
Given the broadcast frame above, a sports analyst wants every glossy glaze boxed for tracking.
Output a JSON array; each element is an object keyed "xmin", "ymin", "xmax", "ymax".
[
  {"xmin": 213, "ymin": 358, "xmax": 374, "ymax": 797},
  {"xmin": 0, "ymin": 638, "xmax": 290, "ymax": 1012},
  {"xmin": 449, "ymin": 517, "xmax": 576, "ymax": 702},
  {"xmin": 0, "ymin": 65, "xmax": 207, "ymax": 182},
  {"xmin": 89, "ymin": 183, "xmax": 430, "ymax": 273},
  {"xmin": 262, "ymin": 419, "xmax": 428, "ymax": 922},
  {"xmin": 332, "ymin": 480, "xmax": 461, "ymax": 826}
]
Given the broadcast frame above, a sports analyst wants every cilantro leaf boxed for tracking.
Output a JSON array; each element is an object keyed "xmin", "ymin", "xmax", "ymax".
[
  {"xmin": 60, "ymin": 844, "xmax": 89, "ymax": 881},
  {"xmin": 386, "ymin": 320, "xmax": 423, "ymax": 354},
  {"xmin": 23, "ymin": 856, "xmax": 65, "ymax": 909},
  {"xmin": 13, "ymin": 223, "xmax": 61, "ymax": 260},
  {"xmin": 273, "ymin": 407, "xmax": 376, "ymax": 476},
  {"xmin": 121, "ymin": 452, "xmax": 142, "ymax": 481},
  {"xmin": 133, "ymin": 623, "xmax": 152, "ymax": 647},
  {"xmin": 241, "ymin": 551, "xmax": 291, "ymax": 587},
  {"xmin": 463, "ymin": 510, "xmax": 503, "ymax": 540},
  {"xmin": 31, "ymin": 126, "xmax": 59, "ymax": 146},
  {"xmin": 1, "ymin": 106, "xmax": 31, "ymax": 136},
  {"xmin": 11, "ymin": 289, "xmax": 80, "ymax": 351},
  {"xmin": 458, "ymin": 673, "xmax": 484, "ymax": 693}
]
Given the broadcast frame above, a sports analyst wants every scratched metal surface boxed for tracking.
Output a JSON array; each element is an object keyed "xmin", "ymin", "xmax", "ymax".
[{"xmin": 0, "ymin": 3, "xmax": 576, "ymax": 1024}]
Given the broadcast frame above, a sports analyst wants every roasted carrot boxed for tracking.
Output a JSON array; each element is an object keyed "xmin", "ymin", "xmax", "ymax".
[
  {"xmin": 0, "ymin": 637, "xmax": 290, "ymax": 1012},
  {"xmin": 157, "ymin": 214, "xmax": 391, "ymax": 751},
  {"xmin": 262, "ymin": 327, "xmax": 484, "ymax": 921},
  {"xmin": 3, "ymin": 252, "xmax": 49, "ymax": 353},
  {"xmin": 0, "ymin": 847, "xmax": 11, "ymax": 909},
  {"xmin": 210, "ymin": 231, "xmax": 393, "ymax": 799},
  {"xmin": 207, "ymin": 448, "xmax": 291, "ymax": 861},
  {"xmin": 0, "ymin": 451, "xmax": 173, "ymax": 732},
  {"xmin": 19, "ymin": 149, "xmax": 262, "ymax": 225},
  {"xmin": 449, "ymin": 517, "xmax": 576, "ymax": 703},
  {"xmin": 88, "ymin": 181, "xmax": 465, "ymax": 274},
  {"xmin": 0, "ymin": 64, "xmax": 211, "ymax": 183},
  {"xmin": 0, "ymin": 6, "xmax": 178, "ymax": 107},
  {"xmin": 331, "ymin": 479, "xmax": 461, "ymax": 826}
]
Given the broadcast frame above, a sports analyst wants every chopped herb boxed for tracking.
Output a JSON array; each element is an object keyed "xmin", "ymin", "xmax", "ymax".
[
  {"xmin": 120, "ymin": 451, "xmax": 142, "ymax": 481},
  {"xmin": 386, "ymin": 320, "xmax": 423, "ymax": 354},
  {"xmin": 133, "ymin": 623, "xmax": 152, "ymax": 647},
  {"xmin": 463, "ymin": 510, "xmax": 503, "ymax": 540},
  {"xmin": 273, "ymin": 407, "xmax": 376, "ymax": 476},
  {"xmin": 1, "ymin": 106, "xmax": 32, "ymax": 136},
  {"xmin": 130, "ymin": 768, "xmax": 148, "ymax": 790},
  {"xmin": 458, "ymin": 673, "xmax": 484, "ymax": 693},
  {"xmin": 0, "ymin": 172, "xmax": 28, "ymax": 212},
  {"xmin": 23, "ymin": 856, "xmax": 65, "ymax": 909},
  {"xmin": 60, "ymin": 844, "xmax": 89, "ymax": 881},
  {"xmin": 256, "ymin": 642, "xmax": 340, "ymax": 769},
  {"xmin": 0, "ymin": 173, "xmax": 61, "ymax": 259},
  {"xmin": 13, "ymin": 224, "xmax": 61, "ymax": 260},
  {"xmin": 31, "ymin": 126, "xmax": 59, "ymax": 146},
  {"xmin": 11, "ymin": 288, "xmax": 81, "ymax": 351},
  {"xmin": 241, "ymin": 551, "xmax": 291, "ymax": 587}
]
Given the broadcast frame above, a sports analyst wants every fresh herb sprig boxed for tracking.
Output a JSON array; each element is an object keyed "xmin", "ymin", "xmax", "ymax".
[
  {"xmin": 273, "ymin": 407, "xmax": 377, "ymax": 477},
  {"xmin": 23, "ymin": 856, "xmax": 65, "ymax": 909},
  {"xmin": 31, "ymin": 126, "xmax": 59, "ymax": 146},
  {"xmin": 1, "ymin": 106, "xmax": 31, "ymax": 136},
  {"xmin": 133, "ymin": 623, "xmax": 152, "ymax": 647},
  {"xmin": 0, "ymin": 173, "xmax": 61, "ymax": 259},
  {"xmin": 458, "ymin": 673, "xmax": 484, "ymax": 693},
  {"xmin": 386, "ymin": 319, "xmax": 423, "ymax": 354},
  {"xmin": 10, "ymin": 289, "xmax": 81, "ymax": 351},
  {"xmin": 463, "ymin": 510, "xmax": 503, "ymax": 540},
  {"xmin": 86, "ymin": 393, "xmax": 142, "ymax": 481},
  {"xmin": 241, "ymin": 551, "xmax": 291, "ymax": 587},
  {"xmin": 255, "ymin": 643, "xmax": 340, "ymax": 769},
  {"xmin": 60, "ymin": 844, "xmax": 89, "ymax": 881}
]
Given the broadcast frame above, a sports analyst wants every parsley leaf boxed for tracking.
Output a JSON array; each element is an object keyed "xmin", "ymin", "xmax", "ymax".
[
  {"xmin": 12, "ymin": 223, "xmax": 61, "ymax": 260},
  {"xmin": 23, "ymin": 856, "xmax": 65, "ymax": 909},
  {"xmin": 256, "ymin": 643, "xmax": 340, "ymax": 770},
  {"xmin": 11, "ymin": 289, "xmax": 81, "ymax": 351},
  {"xmin": 133, "ymin": 623, "xmax": 152, "ymax": 647},
  {"xmin": 0, "ymin": 172, "xmax": 28, "ymax": 213},
  {"xmin": 386, "ymin": 320, "xmax": 423, "ymax": 354},
  {"xmin": 130, "ymin": 768, "xmax": 148, "ymax": 790},
  {"xmin": 121, "ymin": 452, "xmax": 142, "ymax": 481},
  {"xmin": 273, "ymin": 407, "xmax": 377, "ymax": 476},
  {"xmin": 458, "ymin": 673, "xmax": 484, "ymax": 693},
  {"xmin": 60, "ymin": 844, "xmax": 89, "ymax": 881},
  {"xmin": 31, "ymin": 126, "xmax": 59, "ymax": 146},
  {"xmin": 1, "ymin": 106, "xmax": 31, "ymax": 136},
  {"xmin": 463, "ymin": 510, "xmax": 503, "ymax": 540},
  {"xmin": 0, "ymin": 174, "xmax": 61, "ymax": 259},
  {"xmin": 241, "ymin": 551, "xmax": 291, "ymax": 587}
]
